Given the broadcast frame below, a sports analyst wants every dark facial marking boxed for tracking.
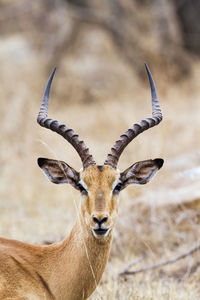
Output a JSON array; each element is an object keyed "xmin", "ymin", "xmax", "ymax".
[{"xmin": 97, "ymin": 166, "xmax": 103, "ymax": 172}]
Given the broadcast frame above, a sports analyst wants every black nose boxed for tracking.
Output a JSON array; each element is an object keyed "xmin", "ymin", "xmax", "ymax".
[{"xmin": 93, "ymin": 216, "xmax": 108, "ymax": 226}]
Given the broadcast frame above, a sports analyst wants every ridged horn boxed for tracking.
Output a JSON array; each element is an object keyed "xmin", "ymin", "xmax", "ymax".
[
  {"xmin": 37, "ymin": 67, "xmax": 96, "ymax": 169},
  {"xmin": 104, "ymin": 63, "xmax": 162, "ymax": 169}
]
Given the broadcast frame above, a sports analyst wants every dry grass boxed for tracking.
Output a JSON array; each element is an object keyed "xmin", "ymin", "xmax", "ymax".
[{"xmin": 0, "ymin": 25, "xmax": 200, "ymax": 299}]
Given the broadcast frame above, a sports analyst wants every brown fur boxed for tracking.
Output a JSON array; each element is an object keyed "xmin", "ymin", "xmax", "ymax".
[
  {"xmin": 0, "ymin": 166, "xmax": 119, "ymax": 299},
  {"xmin": 0, "ymin": 161, "xmax": 163, "ymax": 298}
]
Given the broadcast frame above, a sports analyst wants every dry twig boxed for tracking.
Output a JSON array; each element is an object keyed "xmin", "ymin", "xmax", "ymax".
[{"xmin": 119, "ymin": 241, "xmax": 200, "ymax": 276}]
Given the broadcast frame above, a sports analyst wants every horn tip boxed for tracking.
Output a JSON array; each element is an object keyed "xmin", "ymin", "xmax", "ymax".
[
  {"xmin": 50, "ymin": 66, "xmax": 57, "ymax": 78},
  {"xmin": 52, "ymin": 66, "xmax": 57, "ymax": 73},
  {"xmin": 144, "ymin": 62, "xmax": 150, "ymax": 75}
]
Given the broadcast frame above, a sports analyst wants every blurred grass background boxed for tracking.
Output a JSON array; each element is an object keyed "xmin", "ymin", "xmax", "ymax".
[{"xmin": 0, "ymin": 0, "xmax": 200, "ymax": 299}]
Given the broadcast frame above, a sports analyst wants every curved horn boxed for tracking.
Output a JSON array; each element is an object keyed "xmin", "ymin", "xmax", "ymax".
[
  {"xmin": 104, "ymin": 63, "xmax": 162, "ymax": 169},
  {"xmin": 37, "ymin": 67, "xmax": 96, "ymax": 169}
]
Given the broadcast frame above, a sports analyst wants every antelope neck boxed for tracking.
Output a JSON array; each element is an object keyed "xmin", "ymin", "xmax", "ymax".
[{"xmin": 45, "ymin": 218, "xmax": 112, "ymax": 299}]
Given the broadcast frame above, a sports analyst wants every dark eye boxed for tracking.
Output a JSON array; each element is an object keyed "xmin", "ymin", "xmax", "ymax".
[
  {"xmin": 113, "ymin": 182, "xmax": 123, "ymax": 193},
  {"xmin": 77, "ymin": 183, "xmax": 88, "ymax": 194}
]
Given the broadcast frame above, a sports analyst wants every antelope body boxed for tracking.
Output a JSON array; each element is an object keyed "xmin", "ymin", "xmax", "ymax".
[{"xmin": 0, "ymin": 64, "xmax": 163, "ymax": 299}]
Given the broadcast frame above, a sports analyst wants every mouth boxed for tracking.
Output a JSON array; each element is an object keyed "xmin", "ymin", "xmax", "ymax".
[{"xmin": 93, "ymin": 228, "xmax": 109, "ymax": 237}]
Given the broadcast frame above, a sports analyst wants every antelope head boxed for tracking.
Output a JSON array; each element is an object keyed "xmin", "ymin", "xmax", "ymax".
[{"xmin": 37, "ymin": 64, "xmax": 164, "ymax": 240}]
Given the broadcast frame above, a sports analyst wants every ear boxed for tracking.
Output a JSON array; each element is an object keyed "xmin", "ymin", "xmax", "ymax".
[
  {"xmin": 120, "ymin": 158, "xmax": 164, "ymax": 188},
  {"xmin": 37, "ymin": 158, "xmax": 80, "ymax": 189}
]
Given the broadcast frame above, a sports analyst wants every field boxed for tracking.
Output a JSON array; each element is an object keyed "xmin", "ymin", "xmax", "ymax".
[{"xmin": 1, "ymin": 1, "xmax": 200, "ymax": 299}]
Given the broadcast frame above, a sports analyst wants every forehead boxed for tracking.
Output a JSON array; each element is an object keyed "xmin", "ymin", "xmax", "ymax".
[{"xmin": 81, "ymin": 165, "xmax": 119, "ymax": 188}]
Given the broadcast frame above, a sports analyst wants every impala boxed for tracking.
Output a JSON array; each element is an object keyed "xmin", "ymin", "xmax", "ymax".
[{"xmin": 0, "ymin": 64, "xmax": 163, "ymax": 299}]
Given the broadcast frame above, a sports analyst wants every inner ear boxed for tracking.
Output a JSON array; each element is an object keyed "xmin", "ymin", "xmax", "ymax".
[
  {"xmin": 38, "ymin": 158, "xmax": 80, "ymax": 188},
  {"xmin": 120, "ymin": 158, "xmax": 164, "ymax": 187}
]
